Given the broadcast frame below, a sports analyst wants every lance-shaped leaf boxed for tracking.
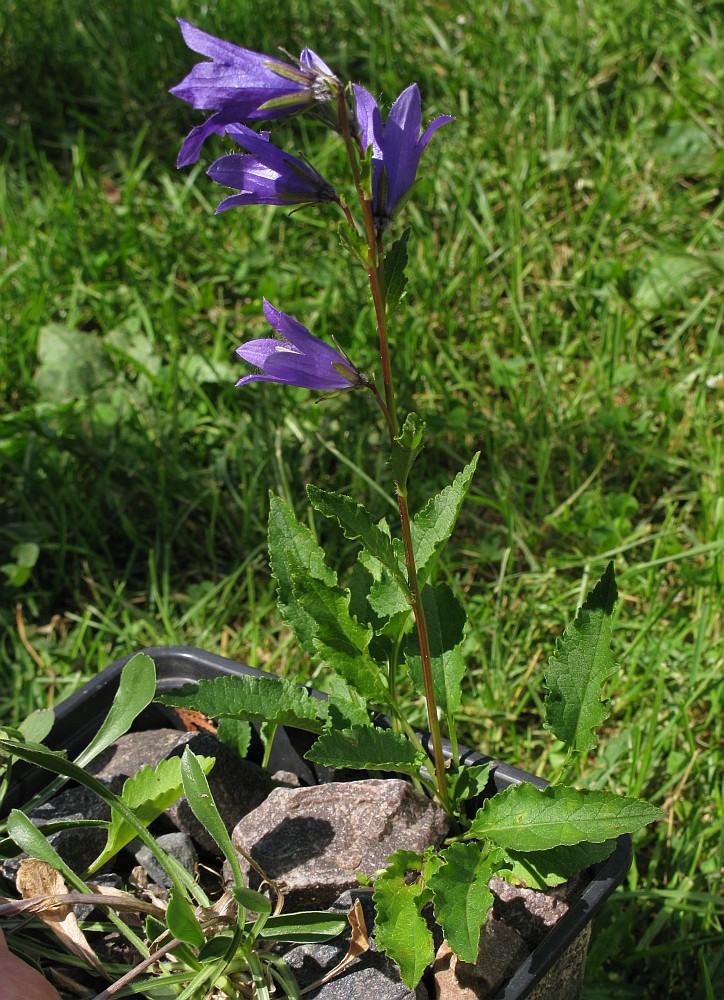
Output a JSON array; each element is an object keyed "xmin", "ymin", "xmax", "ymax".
[
  {"xmin": 290, "ymin": 569, "xmax": 389, "ymax": 704},
  {"xmin": 88, "ymin": 754, "xmax": 215, "ymax": 873},
  {"xmin": 268, "ymin": 492, "xmax": 337, "ymax": 655},
  {"xmin": 390, "ymin": 412, "xmax": 425, "ymax": 493},
  {"xmin": 307, "ymin": 485, "xmax": 409, "ymax": 595},
  {"xmin": 544, "ymin": 561, "xmax": 619, "ymax": 753},
  {"xmin": 505, "ymin": 840, "xmax": 618, "ymax": 889},
  {"xmin": 411, "ymin": 454, "xmax": 479, "ymax": 585},
  {"xmin": 373, "ymin": 850, "xmax": 434, "ymax": 989},
  {"xmin": 428, "ymin": 843, "xmax": 504, "ymax": 962},
  {"xmin": 305, "ymin": 725, "xmax": 426, "ymax": 775},
  {"xmin": 406, "ymin": 583, "xmax": 466, "ymax": 719},
  {"xmin": 467, "ymin": 782, "xmax": 663, "ymax": 852},
  {"xmin": 384, "ymin": 227, "xmax": 411, "ymax": 317},
  {"xmin": 157, "ymin": 674, "xmax": 328, "ymax": 733}
]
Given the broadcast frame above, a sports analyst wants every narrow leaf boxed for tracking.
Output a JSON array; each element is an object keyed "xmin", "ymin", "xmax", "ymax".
[
  {"xmin": 411, "ymin": 454, "xmax": 479, "ymax": 585},
  {"xmin": 544, "ymin": 561, "xmax": 619, "ymax": 753},
  {"xmin": 181, "ymin": 748, "xmax": 244, "ymax": 887},
  {"xmin": 232, "ymin": 886, "xmax": 273, "ymax": 914},
  {"xmin": 18, "ymin": 709, "xmax": 55, "ymax": 744},
  {"xmin": 157, "ymin": 674, "xmax": 328, "ymax": 734},
  {"xmin": 406, "ymin": 583, "xmax": 466, "ymax": 718},
  {"xmin": 305, "ymin": 725, "xmax": 426, "ymax": 775},
  {"xmin": 258, "ymin": 911, "xmax": 348, "ymax": 943},
  {"xmin": 76, "ymin": 653, "xmax": 157, "ymax": 767},
  {"xmin": 307, "ymin": 485, "xmax": 409, "ymax": 593},
  {"xmin": 268, "ymin": 492, "xmax": 337, "ymax": 655},
  {"xmin": 373, "ymin": 850, "xmax": 433, "ymax": 989},
  {"xmin": 467, "ymin": 783, "xmax": 663, "ymax": 851},
  {"xmin": 428, "ymin": 843, "xmax": 502, "ymax": 963},
  {"xmin": 384, "ymin": 227, "xmax": 411, "ymax": 316}
]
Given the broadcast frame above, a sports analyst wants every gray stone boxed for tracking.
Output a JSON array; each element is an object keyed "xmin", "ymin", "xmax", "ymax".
[
  {"xmin": 228, "ymin": 779, "xmax": 449, "ymax": 910},
  {"xmin": 282, "ymin": 888, "xmax": 429, "ymax": 999},
  {"xmin": 433, "ymin": 917, "xmax": 530, "ymax": 999},
  {"xmin": 490, "ymin": 875, "xmax": 571, "ymax": 947},
  {"xmin": 87, "ymin": 729, "xmax": 271, "ymax": 854},
  {"xmin": 133, "ymin": 832, "xmax": 198, "ymax": 889}
]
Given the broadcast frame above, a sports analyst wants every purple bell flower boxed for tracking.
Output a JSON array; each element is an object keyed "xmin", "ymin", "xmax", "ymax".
[
  {"xmin": 207, "ymin": 125, "xmax": 338, "ymax": 212},
  {"xmin": 353, "ymin": 83, "xmax": 453, "ymax": 232},
  {"xmin": 236, "ymin": 300, "xmax": 365, "ymax": 392},
  {"xmin": 171, "ymin": 18, "xmax": 340, "ymax": 167}
]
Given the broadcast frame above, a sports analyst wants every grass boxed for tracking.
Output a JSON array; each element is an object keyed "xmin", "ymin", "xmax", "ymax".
[{"xmin": 1, "ymin": 0, "xmax": 722, "ymax": 996}]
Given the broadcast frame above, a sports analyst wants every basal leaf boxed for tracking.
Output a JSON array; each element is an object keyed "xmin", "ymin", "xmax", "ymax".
[
  {"xmin": 305, "ymin": 725, "xmax": 426, "ymax": 775},
  {"xmin": 505, "ymin": 840, "xmax": 618, "ymax": 889},
  {"xmin": 544, "ymin": 562, "xmax": 619, "ymax": 753},
  {"xmin": 76, "ymin": 652, "xmax": 157, "ymax": 767},
  {"xmin": 324, "ymin": 675, "xmax": 373, "ymax": 729},
  {"xmin": 384, "ymin": 227, "xmax": 411, "ymax": 317},
  {"xmin": 411, "ymin": 454, "xmax": 479, "ymax": 585},
  {"xmin": 157, "ymin": 674, "xmax": 328, "ymax": 733},
  {"xmin": 258, "ymin": 911, "xmax": 348, "ymax": 943},
  {"xmin": 290, "ymin": 570, "xmax": 389, "ymax": 704},
  {"xmin": 181, "ymin": 749, "xmax": 244, "ymax": 887},
  {"xmin": 467, "ymin": 782, "xmax": 663, "ymax": 851},
  {"xmin": 268, "ymin": 492, "xmax": 337, "ymax": 655},
  {"xmin": 88, "ymin": 754, "xmax": 215, "ymax": 873},
  {"xmin": 307, "ymin": 485, "xmax": 409, "ymax": 594},
  {"xmin": 167, "ymin": 888, "xmax": 205, "ymax": 948},
  {"xmin": 373, "ymin": 850, "xmax": 433, "ymax": 989},
  {"xmin": 428, "ymin": 842, "xmax": 502, "ymax": 963},
  {"xmin": 406, "ymin": 583, "xmax": 466, "ymax": 718}
]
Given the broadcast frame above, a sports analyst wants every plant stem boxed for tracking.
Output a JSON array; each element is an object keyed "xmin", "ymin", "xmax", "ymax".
[{"xmin": 337, "ymin": 89, "xmax": 450, "ymax": 810}]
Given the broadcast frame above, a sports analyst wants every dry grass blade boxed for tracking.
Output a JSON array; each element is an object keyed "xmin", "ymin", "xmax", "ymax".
[{"xmin": 300, "ymin": 899, "xmax": 370, "ymax": 994}]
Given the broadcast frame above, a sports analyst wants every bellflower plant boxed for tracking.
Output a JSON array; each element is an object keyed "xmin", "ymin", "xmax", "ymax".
[
  {"xmin": 171, "ymin": 18, "xmax": 340, "ymax": 166},
  {"xmin": 162, "ymin": 20, "xmax": 663, "ymax": 994}
]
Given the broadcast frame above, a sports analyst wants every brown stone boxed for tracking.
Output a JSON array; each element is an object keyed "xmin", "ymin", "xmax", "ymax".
[
  {"xmin": 433, "ymin": 918, "xmax": 530, "ymax": 999},
  {"xmin": 228, "ymin": 778, "xmax": 449, "ymax": 909}
]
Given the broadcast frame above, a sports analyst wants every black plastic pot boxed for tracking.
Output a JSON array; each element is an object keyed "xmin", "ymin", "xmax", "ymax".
[{"xmin": 7, "ymin": 646, "xmax": 632, "ymax": 1000}]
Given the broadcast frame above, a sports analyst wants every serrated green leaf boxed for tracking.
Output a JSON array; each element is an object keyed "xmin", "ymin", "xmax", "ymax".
[
  {"xmin": 307, "ymin": 485, "xmax": 409, "ymax": 595},
  {"xmin": 447, "ymin": 763, "xmax": 492, "ymax": 805},
  {"xmin": 157, "ymin": 673, "xmax": 328, "ymax": 734},
  {"xmin": 390, "ymin": 412, "xmax": 426, "ymax": 492},
  {"xmin": 406, "ymin": 583, "xmax": 466, "ymax": 718},
  {"xmin": 76, "ymin": 652, "xmax": 157, "ymax": 768},
  {"xmin": 505, "ymin": 840, "xmax": 618, "ymax": 889},
  {"xmin": 305, "ymin": 725, "xmax": 426, "ymax": 775},
  {"xmin": 467, "ymin": 782, "xmax": 663, "ymax": 851},
  {"xmin": 88, "ymin": 754, "xmax": 215, "ymax": 873},
  {"xmin": 167, "ymin": 888, "xmax": 205, "ymax": 948},
  {"xmin": 411, "ymin": 454, "xmax": 479, "ymax": 585},
  {"xmin": 544, "ymin": 562, "xmax": 619, "ymax": 753},
  {"xmin": 290, "ymin": 570, "xmax": 389, "ymax": 704},
  {"xmin": 268, "ymin": 493, "xmax": 337, "ymax": 656},
  {"xmin": 428, "ymin": 843, "xmax": 503, "ymax": 962},
  {"xmin": 337, "ymin": 223, "xmax": 368, "ymax": 265},
  {"xmin": 324, "ymin": 675, "xmax": 373, "ymax": 729},
  {"xmin": 216, "ymin": 718, "xmax": 252, "ymax": 760},
  {"xmin": 373, "ymin": 850, "xmax": 433, "ymax": 988},
  {"xmin": 384, "ymin": 228, "xmax": 411, "ymax": 316}
]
